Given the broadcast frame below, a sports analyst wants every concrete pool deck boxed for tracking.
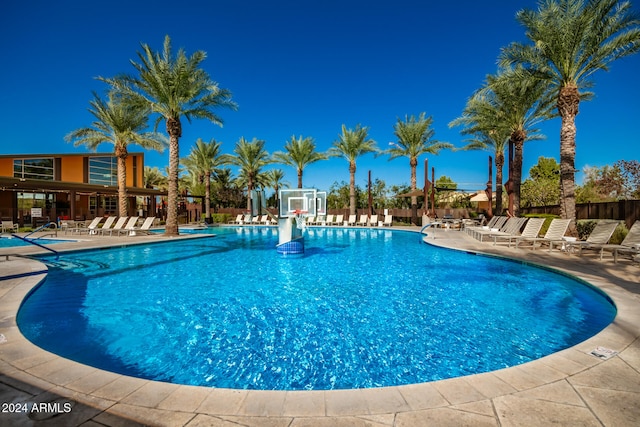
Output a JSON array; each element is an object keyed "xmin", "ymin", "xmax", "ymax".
[{"xmin": 0, "ymin": 227, "xmax": 639, "ymax": 426}]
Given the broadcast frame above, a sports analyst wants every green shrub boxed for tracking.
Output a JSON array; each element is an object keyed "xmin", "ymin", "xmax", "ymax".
[
  {"xmin": 610, "ymin": 223, "xmax": 628, "ymax": 245},
  {"xmin": 523, "ymin": 213, "xmax": 559, "ymax": 237},
  {"xmin": 576, "ymin": 220, "xmax": 597, "ymax": 240},
  {"xmin": 211, "ymin": 213, "xmax": 231, "ymax": 224}
]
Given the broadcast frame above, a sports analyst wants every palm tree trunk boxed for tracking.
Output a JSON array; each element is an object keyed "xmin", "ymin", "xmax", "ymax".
[
  {"xmin": 558, "ymin": 86, "xmax": 579, "ymax": 224},
  {"xmin": 247, "ymin": 178, "xmax": 253, "ymax": 213},
  {"xmin": 297, "ymin": 169, "xmax": 303, "ymax": 189},
  {"xmin": 165, "ymin": 118, "xmax": 181, "ymax": 236},
  {"xmin": 511, "ymin": 130, "xmax": 526, "ymax": 217},
  {"xmin": 349, "ymin": 162, "xmax": 356, "ymax": 216},
  {"xmin": 116, "ymin": 145, "xmax": 128, "ymax": 218},
  {"xmin": 495, "ymin": 152, "xmax": 504, "ymax": 215},
  {"xmin": 410, "ymin": 157, "xmax": 418, "ymax": 225},
  {"xmin": 204, "ymin": 172, "xmax": 211, "ymax": 221}
]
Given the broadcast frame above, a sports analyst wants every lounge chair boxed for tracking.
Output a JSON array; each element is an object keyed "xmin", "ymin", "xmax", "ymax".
[
  {"xmin": 566, "ymin": 221, "xmax": 620, "ymax": 257},
  {"xmin": 1, "ymin": 220, "xmax": 19, "ymax": 233},
  {"xmin": 473, "ymin": 217, "xmax": 526, "ymax": 242},
  {"xmin": 357, "ymin": 214, "xmax": 369, "ymax": 226},
  {"xmin": 347, "ymin": 214, "xmax": 357, "ymax": 226},
  {"xmin": 382, "ymin": 215, "xmax": 393, "ymax": 227},
  {"xmin": 97, "ymin": 216, "xmax": 117, "ymax": 234},
  {"xmin": 335, "ymin": 214, "xmax": 344, "ymax": 226},
  {"xmin": 228, "ymin": 214, "xmax": 243, "ymax": 224},
  {"xmin": 128, "ymin": 217, "xmax": 157, "ymax": 236},
  {"xmin": 313, "ymin": 215, "xmax": 325, "ymax": 225},
  {"xmin": 465, "ymin": 215, "xmax": 505, "ymax": 238},
  {"xmin": 258, "ymin": 215, "xmax": 269, "ymax": 224},
  {"xmin": 492, "ymin": 217, "xmax": 545, "ymax": 247},
  {"xmin": 100, "ymin": 216, "xmax": 128, "ymax": 236},
  {"xmin": 369, "ymin": 215, "xmax": 379, "ymax": 226},
  {"xmin": 515, "ymin": 218, "xmax": 572, "ymax": 251},
  {"xmin": 70, "ymin": 217, "xmax": 103, "ymax": 234},
  {"xmin": 597, "ymin": 220, "xmax": 640, "ymax": 263},
  {"xmin": 305, "ymin": 215, "xmax": 316, "ymax": 226},
  {"xmin": 116, "ymin": 216, "xmax": 139, "ymax": 236}
]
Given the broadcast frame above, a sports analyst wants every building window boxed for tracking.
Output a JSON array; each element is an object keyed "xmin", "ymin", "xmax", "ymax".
[
  {"xmin": 13, "ymin": 158, "xmax": 54, "ymax": 180},
  {"xmin": 88, "ymin": 157, "xmax": 117, "ymax": 186},
  {"xmin": 89, "ymin": 196, "xmax": 118, "ymax": 215}
]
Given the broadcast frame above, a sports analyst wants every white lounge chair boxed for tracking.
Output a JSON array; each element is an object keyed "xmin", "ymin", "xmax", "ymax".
[
  {"xmin": 228, "ymin": 214, "xmax": 243, "ymax": 224},
  {"xmin": 117, "ymin": 216, "xmax": 139, "ymax": 236},
  {"xmin": 369, "ymin": 215, "xmax": 379, "ymax": 226},
  {"xmin": 492, "ymin": 217, "xmax": 545, "ymax": 247},
  {"xmin": 324, "ymin": 214, "xmax": 335, "ymax": 226},
  {"xmin": 515, "ymin": 218, "xmax": 572, "ymax": 251},
  {"xmin": 566, "ymin": 221, "xmax": 620, "ymax": 257},
  {"xmin": 70, "ymin": 217, "xmax": 103, "ymax": 234},
  {"xmin": 334, "ymin": 214, "xmax": 344, "ymax": 226},
  {"xmin": 1, "ymin": 220, "xmax": 19, "ymax": 233},
  {"xmin": 475, "ymin": 217, "xmax": 527, "ymax": 242},
  {"xmin": 97, "ymin": 216, "xmax": 117, "ymax": 234},
  {"xmin": 357, "ymin": 215, "xmax": 369, "ymax": 226},
  {"xmin": 100, "ymin": 216, "xmax": 128, "ymax": 236},
  {"xmin": 128, "ymin": 217, "xmax": 157, "ymax": 236},
  {"xmin": 382, "ymin": 215, "xmax": 393, "ymax": 227},
  {"xmin": 598, "ymin": 220, "xmax": 640, "ymax": 263},
  {"xmin": 347, "ymin": 214, "xmax": 357, "ymax": 226}
]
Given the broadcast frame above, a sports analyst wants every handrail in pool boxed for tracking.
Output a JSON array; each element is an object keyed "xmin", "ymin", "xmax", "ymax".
[
  {"xmin": 24, "ymin": 222, "xmax": 58, "ymax": 240},
  {"xmin": 10, "ymin": 232, "xmax": 59, "ymax": 256}
]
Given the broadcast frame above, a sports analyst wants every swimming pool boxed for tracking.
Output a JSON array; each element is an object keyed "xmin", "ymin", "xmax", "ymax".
[
  {"xmin": 0, "ymin": 236, "xmax": 72, "ymax": 248},
  {"xmin": 17, "ymin": 227, "xmax": 616, "ymax": 390}
]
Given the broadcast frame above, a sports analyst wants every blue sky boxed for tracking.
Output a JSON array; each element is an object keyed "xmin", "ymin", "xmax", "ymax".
[{"xmin": 1, "ymin": 0, "xmax": 638, "ymax": 193}]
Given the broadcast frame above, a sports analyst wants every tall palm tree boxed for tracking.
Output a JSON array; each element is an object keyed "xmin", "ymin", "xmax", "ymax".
[
  {"xmin": 65, "ymin": 91, "xmax": 166, "ymax": 218},
  {"xmin": 272, "ymin": 135, "xmax": 327, "ymax": 188},
  {"xmin": 481, "ymin": 68, "xmax": 554, "ymax": 216},
  {"xmin": 500, "ymin": 0, "xmax": 640, "ymax": 222},
  {"xmin": 265, "ymin": 169, "xmax": 290, "ymax": 212},
  {"xmin": 226, "ymin": 137, "xmax": 273, "ymax": 213},
  {"xmin": 102, "ymin": 35, "xmax": 237, "ymax": 235},
  {"xmin": 450, "ymin": 91, "xmax": 511, "ymax": 215},
  {"xmin": 328, "ymin": 124, "xmax": 378, "ymax": 216},
  {"xmin": 182, "ymin": 138, "xmax": 226, "ymax": 222},
  {"xmin": 386, "ymin": 113, "xmax": 452, "ymax": 224}
]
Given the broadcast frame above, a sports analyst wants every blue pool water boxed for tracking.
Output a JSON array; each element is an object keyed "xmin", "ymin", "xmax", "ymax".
[
  {"xmin": 18, "ymin": 227, "xmax": 616, "ymax": 390},
  {"xmin": 0, "ymin": 236, "xmax": 72, "ymax": 248}
]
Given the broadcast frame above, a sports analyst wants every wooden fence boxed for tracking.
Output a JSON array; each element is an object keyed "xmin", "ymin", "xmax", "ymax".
[{"xmin": 520, "ymin": 200, "xmax": 639, "ymax": 229}]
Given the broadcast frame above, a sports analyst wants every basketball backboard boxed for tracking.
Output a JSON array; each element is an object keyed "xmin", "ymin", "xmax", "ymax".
[{"xmin": 278, "ymin": 189, "xmax": 318, "ymax": 218}]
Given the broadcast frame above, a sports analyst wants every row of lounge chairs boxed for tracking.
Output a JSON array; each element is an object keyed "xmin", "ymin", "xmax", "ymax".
[
  {"xmin": 465, "ymin": 215, "xmax": 640, "ymax": 263},
  {"xmin": 62, "ymin": 216, "xmax": 157, "ymax": 236},
  {"xmin": 227, "ymin": 214, "xmax": 394, "ymax": 227}
]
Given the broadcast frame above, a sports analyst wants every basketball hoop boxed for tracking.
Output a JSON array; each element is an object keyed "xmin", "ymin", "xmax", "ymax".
[{"xmin": 293, "ymin": 210, "xmax": 307, "ymax": 230}]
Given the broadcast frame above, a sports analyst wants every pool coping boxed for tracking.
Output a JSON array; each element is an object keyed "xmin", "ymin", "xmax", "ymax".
[{"xmin": 1, "ymin": 228, "xmax": 639, "ymax": 426}]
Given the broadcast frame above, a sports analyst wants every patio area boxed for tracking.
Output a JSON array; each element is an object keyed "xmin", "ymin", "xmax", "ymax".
[{"xmin": 0, "ymin": 229, "xmax": 639, "ymax": 426}]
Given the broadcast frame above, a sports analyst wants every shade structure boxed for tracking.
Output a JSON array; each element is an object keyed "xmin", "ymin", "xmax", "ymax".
[{"xmin": 395, "ymin": 189, "xmax": 426, "ymax": 198}]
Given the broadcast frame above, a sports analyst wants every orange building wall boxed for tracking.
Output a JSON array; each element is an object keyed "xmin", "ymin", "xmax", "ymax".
[
  {"xmin": 0, "ymin": 158, "xmax": 13, "ymax": 177},
  {"xmin": 60, "ymin": 156, "xmax": 85, "ymax": 182}
]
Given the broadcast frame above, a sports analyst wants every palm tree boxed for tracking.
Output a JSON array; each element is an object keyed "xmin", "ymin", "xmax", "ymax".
[
  {"xmin": 500, "ymin": 0, "xmax": 640, "ymax": 222},
  {"xmin": 182, "ymin": 138, "xmax": 226, "ymax": 222},
  {"xmin": 265, "ymin": 169, "xmax": 290, "ymax": 212},
  {"xmin": 328, "ymin": 124, "xmax": 378, "ymax": 216},
  {"xmin": 65, "ymin": 91, "xmax": 166, "ymax": 218},
  {"xmin": 386, "ymin": 113, "xmax": 453, "ymax": 224},
  {"xmin": 487, "ymin": 69, "xmax": 554, "ymax": 216},
  {"xmin": 226, "ymin": 137, "xmax": 273, "ymax": 213},
  {"xmin": 103, "ymin": 35, "xmax": 237, "ymax": 236},
  {"xmin": 272, "ymin": 135, "xmax": 328, "ymax": 188},
  {"xmin": 450, "ymin": 91, "xmax": 511, "ymax": 215},
  {"xmin": 144, "ymin": 166, "xmax": 167, "ymax": 190}
]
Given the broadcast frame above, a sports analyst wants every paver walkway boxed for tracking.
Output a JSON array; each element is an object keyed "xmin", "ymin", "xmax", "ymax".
[{"xmin": 0, "ymin": 227, "xmax": 638, "ymax": 426}]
